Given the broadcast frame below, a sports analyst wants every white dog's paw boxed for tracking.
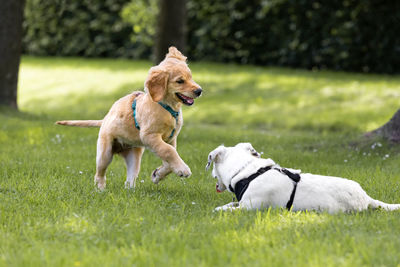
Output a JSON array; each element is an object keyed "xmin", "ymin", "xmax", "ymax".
[
  {"xmin": 214, "ymin": 206, "xmax": 236, "ymax": 212},
  {"xmin": 214, "ymin": 202, "xmax": 240, "ymax": 212},
  {"xmin": 214, "ymin": 206, "xmax": 225, "ymax": 211}
]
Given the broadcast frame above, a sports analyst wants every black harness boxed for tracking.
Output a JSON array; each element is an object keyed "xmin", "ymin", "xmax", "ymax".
[{"xmin": 228, "ymin": 166, "xmax": 301, "ymax": 210}]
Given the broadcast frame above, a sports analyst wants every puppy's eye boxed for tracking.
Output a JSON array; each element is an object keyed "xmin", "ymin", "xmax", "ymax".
[{"xmin": 176, "ymin": 79, "xmax": 185, "ymax": 84}]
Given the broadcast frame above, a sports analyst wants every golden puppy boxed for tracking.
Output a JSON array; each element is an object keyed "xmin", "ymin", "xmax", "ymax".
[{"xmin": 56, "ymin": 47, "xmax": 202, "ymax": 190}]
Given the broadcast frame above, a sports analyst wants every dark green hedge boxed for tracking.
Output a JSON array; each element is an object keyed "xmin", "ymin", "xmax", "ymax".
[
  {"xmin": 187, "ymin": 0, "xmax": 400, "ymax": 73},
  {"xmin": 23, "ymin": 0, "xmax": 150, "ymax": 58},
  {"xmin": 23, "ymin": 0, "xmax": 400, "ymax": 73}
]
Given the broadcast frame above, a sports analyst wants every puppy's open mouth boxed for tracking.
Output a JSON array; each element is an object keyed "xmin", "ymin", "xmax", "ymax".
[{"xmin": 176, "ymin": 93, "xmax": 194, "ymax": 106}]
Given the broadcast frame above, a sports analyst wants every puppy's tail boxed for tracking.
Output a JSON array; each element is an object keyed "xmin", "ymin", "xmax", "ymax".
[
  {"xmin": 55, "ymin": 120, "xmax": 103, "ymax": 128},
  {"xmin": 369, "ymin": 198, "xmax": 400, "ymax": 211}
]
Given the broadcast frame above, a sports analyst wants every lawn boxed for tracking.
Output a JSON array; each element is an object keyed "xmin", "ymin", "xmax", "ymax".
[{"xmin": 1, "ymin": 56, "xmax": 400, "ymax": 266}]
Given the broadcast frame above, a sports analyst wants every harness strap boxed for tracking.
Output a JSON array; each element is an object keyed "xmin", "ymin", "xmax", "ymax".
[
  {"xmin": 158, "ymin": 101, "xmax": 179, "ymax": 139},
  {"xmin": 132, "ymin": 99, "xmax": 180, "ymax": 139},
  {"xmin": 280, "ymin": 168, "xmax": 301, "ymax": 210},
  {"xmin": 230, "ymin": 166, "xmax": 301, "ymax": 210},
  {"xmin": 229, "ymin": 166, "xmax": 272, "ymax": 202},
  {"xmin": 158, "ymin": 102, "xmax": 179, "ymax": 119},
  {"xmin": 132, "ymin": 99, "xmax": 140, "ymax": 130}
]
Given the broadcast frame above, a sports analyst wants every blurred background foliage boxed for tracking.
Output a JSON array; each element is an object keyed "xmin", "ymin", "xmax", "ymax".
[
  {"xmin": 23, "ymin": 0, "xmax": 144, "ymax": 58},
  {"xmin": 23, "ymin": 0, "xmax": 400, "ymax": 73},
  {"xmin": 121, "ymin": 0, "xmax": 158, "ymax": 51}
]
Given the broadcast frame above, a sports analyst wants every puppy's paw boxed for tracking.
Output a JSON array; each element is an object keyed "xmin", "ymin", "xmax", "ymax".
[
  {"xmin": 151, "ymin": 165, "xmax": 173, "ymax": 184},
  {"xmin": 151, "ymin": 168, "xmax": 161, "ymax": 184},
  {"xmin": 94, "ymin": 176, "xmax": 106, "ymax": 191},
  {"xmin": 124, "ymin": 179, "xmax": 136, "ymax": 189},
  {"xmin": 175, "ymin": 164, "xmax": 191, "ymax": 178}
]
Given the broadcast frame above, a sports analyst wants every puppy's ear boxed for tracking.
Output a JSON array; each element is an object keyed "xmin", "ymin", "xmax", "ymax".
[
  {"xmin": 206, "ymin": 146, "xmax": 226, "ymax": 171},
  {"xmin": 145, "ymin": 66, "xmax": 169, "ymax": 102},
  {"xmin": 165, "ymin": 46, "xmax": 187, "ymax": 62}
]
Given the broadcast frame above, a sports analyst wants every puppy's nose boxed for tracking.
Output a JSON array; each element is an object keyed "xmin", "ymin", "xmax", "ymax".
[{"xmin": 194, "ymin": 88, "xmax": 202, "ymax": 97}]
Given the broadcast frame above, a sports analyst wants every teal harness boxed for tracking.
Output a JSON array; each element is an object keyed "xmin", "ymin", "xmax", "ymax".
[{"xmin": 132, "ymin": 99, "xmax": 179, "ymax": 139}]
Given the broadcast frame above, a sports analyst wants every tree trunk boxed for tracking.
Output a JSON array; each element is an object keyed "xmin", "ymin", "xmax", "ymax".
[
  {"xmin": 154, "ymin": 0, "xmax": 187, "ymax": 64},
  {"xmin": 366, "ymin": 109, "xmax": 400, "ymax": 143},
  {"xmin": 0, "ymin": 0, "xmax": 25, "ymax": 109}
]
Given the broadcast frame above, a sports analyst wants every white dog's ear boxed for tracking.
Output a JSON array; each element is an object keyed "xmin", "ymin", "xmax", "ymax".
[
  {"xmin": 206, "ymin": 146, "xmax": 226, "ymax": 171},
  {"xmin": 248, "ymin": 145, "xmax": 261, "ymax": 158},
  {"xmin": 235, "ymin": 142, "xmax": 261, "ymax": 158}
]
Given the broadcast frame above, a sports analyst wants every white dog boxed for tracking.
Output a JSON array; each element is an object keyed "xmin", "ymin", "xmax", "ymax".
[{"xmin": 206, "ymin": 143, "xmax": 400, "ymax": 213}]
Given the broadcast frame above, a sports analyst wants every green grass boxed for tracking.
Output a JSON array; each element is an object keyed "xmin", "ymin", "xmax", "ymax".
[{"xmin": 1, "ymin": 56, "xmax": 400, "ymax": 266}]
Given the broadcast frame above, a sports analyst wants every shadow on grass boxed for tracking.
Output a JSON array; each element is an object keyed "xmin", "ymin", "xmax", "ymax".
[
  {"xmin": 0, "ymin": 106, "xmax": 43, "ymax": 121},
  {"xmin": 18, "ymin": 57, "xmax": 400, "ymax": 136},
  {"xmin": 18, "ymin": 78, "xmax": 365, "ymax": 135},
  {"xmin": 20, "ymin": 82, "xmax": 142, "ymax": 120}
]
